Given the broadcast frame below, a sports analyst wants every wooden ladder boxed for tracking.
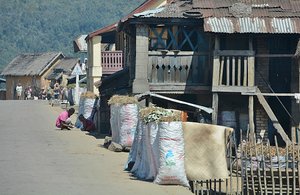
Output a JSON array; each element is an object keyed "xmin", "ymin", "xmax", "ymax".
[{"xmin": 255, "ymin": 88, "xmax": 291, "ymax": 145}]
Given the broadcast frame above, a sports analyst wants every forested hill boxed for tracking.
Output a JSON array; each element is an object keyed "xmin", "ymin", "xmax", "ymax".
[{"xmin": 0, "ymin": 0, "xmax": 144, "ymax": 72}]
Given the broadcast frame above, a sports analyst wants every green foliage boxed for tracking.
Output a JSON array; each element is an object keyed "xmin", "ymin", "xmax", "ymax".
[{"xmin": 0, "ymin": 0, "xmax": 144, "ymax": 72}]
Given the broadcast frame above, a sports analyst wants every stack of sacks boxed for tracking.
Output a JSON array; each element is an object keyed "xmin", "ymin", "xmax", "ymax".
[
  {"xmin": 182, "ymin": 122, "xmax": 233, "ymax": 181},
  {"xmin": 126, "ymin": 106, "xmax": 189, "ymax": 187},
  {"xmin": 108, "ymin": 95, "xmax": 139, "ymax": 147},
  {"xmin": 75, "ymin": 91, "xmax": 97, "ymax": 129}
]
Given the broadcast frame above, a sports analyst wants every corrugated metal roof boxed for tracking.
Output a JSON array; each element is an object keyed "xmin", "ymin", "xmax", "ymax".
[
  {"xmin": 54, "ymin": 57, "xmax": 78, "ymax": 71},
  {"xmin": 133, "ymin": 0, "xmax": 300, "ymax": 34},
  {"xmin": 206, "ymin": 17, "xmax": 235, "ymax": 33},
  {"xmin": 204, "ymin": 17, "xmax": 300, "ymax": 33},
  {"xmin": 73, "ymin": 35, "xmax": 87, "ymax": 53},
  {"xmin": 45, "ymin": 57, "xmax": 78, "ymax": 80},
  {"xmin": 1, "ymin": 52, "xmax": 64, "ymax": 76},
  {"xmin": 87, "ymin": 0, "xmax": 167, "ymax": 39},
  {"xmin": 133, "ymin": 7, "xmax": 165, "ymax": 17}
]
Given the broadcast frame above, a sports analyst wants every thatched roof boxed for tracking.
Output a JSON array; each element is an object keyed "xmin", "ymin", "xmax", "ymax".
[{"xmin": 1, "ymin": 52, "xmax": 64, "ymax": 76}]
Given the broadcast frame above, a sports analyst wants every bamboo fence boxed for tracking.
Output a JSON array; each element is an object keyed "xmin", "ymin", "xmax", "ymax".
[{"xmin": 193, "ymin": 129, "xmax": 300, "ymax": 195}]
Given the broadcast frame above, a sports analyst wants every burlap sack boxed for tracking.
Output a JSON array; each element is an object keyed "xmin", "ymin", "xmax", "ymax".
[{"xmin": 182, "ymin": 122, "xmax": 233, "ymax": 181}]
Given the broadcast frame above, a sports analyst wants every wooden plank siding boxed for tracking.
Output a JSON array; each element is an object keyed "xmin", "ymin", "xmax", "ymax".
[{"xmin": 148, "ymin": 51, "xmax": 210, "ymax": 86}]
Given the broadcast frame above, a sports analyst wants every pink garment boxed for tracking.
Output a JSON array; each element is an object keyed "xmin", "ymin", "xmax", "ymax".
[{"xmin": 56, "ymin": 111, "xmax": 68, "ymax": 128}]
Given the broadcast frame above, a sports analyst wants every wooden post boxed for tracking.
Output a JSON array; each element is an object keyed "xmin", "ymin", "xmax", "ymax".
[
  {"xmin": 212, "ymin": 35, "xmax": 220, "ymax": 125},
  {"xmin": 238, "ymin": 57, "xmax": 241, "ymax": 86},
  {"xmin": 249, "ymin": 95, "xmax": 255, "ymax": 143},
  {"xmin": 212, "ymin": 35, "xmax": 220, "ymax": 87},
  {"xmin": 212, "ymin": 93, "xmax": 219, "ymax": 124},
  {"xmin": 226, "ymin": 57, "xmax": 230, "ymax": 86},
  {"xmin": 248, "ymin": 56, "xmax": 255, "ymax": 87},
  {"xmin": 213, "ymin": 54, "xmax": 220, "ymax": 87}
]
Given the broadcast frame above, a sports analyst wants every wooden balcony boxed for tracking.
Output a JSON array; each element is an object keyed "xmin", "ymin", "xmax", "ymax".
[
  {"xmin": 147, "ymin": 51, "xmax": 210, "ymax": 93},
  {"xmin": 212, "ymin": 50, "xmax": 256, "ymax": 93},
  {"xmin": 101, "ymin": 51, "xmax": 124, "ymax": 75}
]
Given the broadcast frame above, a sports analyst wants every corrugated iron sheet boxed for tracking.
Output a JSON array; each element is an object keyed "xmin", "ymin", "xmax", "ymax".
[
  {"xmin": 73, "ymin": 35, "xmax": 87, "ymax": 52},
  {"xmin": 204, "ymin": 17, "xmax": 300, "ymax": 33},
  {"xmin": 206, "ymin": 18, "xmax": 235, "ymax": 33},
  {"xmin": 193, "ymin": 0, "xmax": 294, "ymax": 10},
  {"xmin": 138, "ymin": 0, "xmax": 300, "ymax": 34}
]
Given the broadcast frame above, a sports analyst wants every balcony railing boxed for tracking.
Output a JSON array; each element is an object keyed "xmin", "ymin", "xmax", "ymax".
[
  {"xmin": 212, "ymin": 50, "xmax": 255, "ymax": 92},
  {"xmin": 102, "ymin": 51, "xmax": 124, "ymax": 75},
  {"xmin": 148, "ymin": 51, "xmax": 210, "ymax": 85}
]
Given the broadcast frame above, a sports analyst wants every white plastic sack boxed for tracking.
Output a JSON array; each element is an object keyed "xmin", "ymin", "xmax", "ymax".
[
  {"xmin": 154, "ymin": 122, "xmax": 189, "ymax": 187},
  {"xmin": 131, "ymin": 121, "xmax": 149, "ymax": 179},
  {"xmin": 125, "ymin": 118, "xmax": 143, "ymax": 171},
  {"xmin": 75, "ymin": 97, "xmax": 96, "ymax": 129},
  {"xmin": 145, "ymin": 122, "xmax": 159, "ymax": 180},
  {"xmin": 119, "ymin": 104, "xmax": 138, "ymax": 147},
  {"xmin": 130, "ymin": 120, "xmax": 144, "ymax": 174},
  {"xmin": 110, "ymin": 104, "xmax": 120, "ymax": 144}
]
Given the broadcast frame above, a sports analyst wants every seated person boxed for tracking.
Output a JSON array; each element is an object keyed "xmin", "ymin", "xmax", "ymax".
[
  {"xmin": 78, "ymin": 114, "xmax": 96, "ymax": 132},
  {"xmin": 56, "ymin": 108, "xmax": 75, "ymax": 130}
]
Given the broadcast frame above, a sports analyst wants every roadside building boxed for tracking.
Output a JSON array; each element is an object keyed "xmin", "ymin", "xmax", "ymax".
[
  {"xmin": 84, "ymin": 0, "xmax": 300, "ymax": 145},
  {"xmin": 45, "ymin": 57, "xmax": 79, "ymax": 87},
  {"xmin": 0, "ymin": 77, "xmax": 6, "ymax": 100},
  {"xmin": 84, "ymin": 0, "xmax": 167, "ymax": 134},
  {"xmin": 1, "ymin": 52, "xmax": 64, "ymax": 100}
]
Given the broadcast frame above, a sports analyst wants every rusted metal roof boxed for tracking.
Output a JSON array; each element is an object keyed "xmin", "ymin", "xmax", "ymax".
[
  {"xmin": 87, "ymin": 0, "xmax": 167, "ymax": 40},
  {"xmin": 134, "ymin": 0, "xmax": 300, "ymax": 34},
  {"xmin": 204, "ymin": 17, "xmax": 300, "ymax": 33},
  {"xmin": 1, "ymin": 52, "xmax": 64, "ymax": 76}
]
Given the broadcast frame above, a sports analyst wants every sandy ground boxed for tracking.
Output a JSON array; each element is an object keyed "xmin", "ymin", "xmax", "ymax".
[{"xmin": 0, "ymin": 100, "xmax": 192, "ymax": 195}]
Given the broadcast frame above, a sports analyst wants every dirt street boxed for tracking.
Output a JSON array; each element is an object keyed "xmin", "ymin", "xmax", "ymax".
[{"xmin": 0, "ymin": 100, "xmax": 192, "ymax": 195}]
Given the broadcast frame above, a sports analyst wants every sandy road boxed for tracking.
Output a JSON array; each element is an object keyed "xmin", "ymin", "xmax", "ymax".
[{"xmin": 0, "ymin": 100, "xmax": 192, "ymax": 195}]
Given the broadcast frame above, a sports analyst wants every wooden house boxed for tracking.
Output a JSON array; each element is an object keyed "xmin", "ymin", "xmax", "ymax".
[
  {"xmin": 85, "ymin": 0, "xmax": 167, "ymax": 93},
  {"xmin": 45, "ymin": 57, "xmax": 79, "ymax": 87},
  {"xmin": 1, "ymin": 52, "xmax": 64, "ymax": 100},
  {"xmin": 0, "ymin": 77, "xmax": 6, "ymax": 100},
  {"xmin": 96, "ymin": 0, "xmax": 300, "ymax": 145}
]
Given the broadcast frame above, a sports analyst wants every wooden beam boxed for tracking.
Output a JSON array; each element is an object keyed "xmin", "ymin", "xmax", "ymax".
[
  {"xmin": 212, "ymin": 86, "xmax": 256, "ymax": 93},
  {"xmin": 149, "ymin": 83, "xmax": 210, "ymax": 93},
  {"xmin": 255, "ymin": 54, "xmax": 294, "ymax": 58},
  {"xmin": 232, "ymin": 57, "xmax": 236, "ymax": 86},
  {"xmin": 212, "ymin": 55, "xmax": 220, "ymax": 87},
  {"xmin": 226, "ymin": 57, "xmax": 230, "ymax": 86},
  {"xmin": 248, "ymin": 56, "xmax": 255, "ymax": 87},
  {"xmin": 237, "ymin": 57, "xmax": 241, "ymax": 86},
  {"xmin": 215, "ymin": 50, "xmax": 255, "ymax": 56},
  {"xmin": 243, "ymin": 58, "xmax": 248, "ymax": 86},
  {"xmin": 242, "ymin": 92, "xmax": 299, "ymax": 97},
  {"xmin": 255, "ymin": 88, "xmax": 291, "ymax": 144},
  {"xmin": 219, "ymin": 56, "xmax": 224, "ymax": 86},
  {"xmin": 214, "ymin": 35, "xmax": 220, "ymax": 50},
  {"xmin": 212, "ymin": 93, "xmax": 219, "ymax": 124},
  {"xmin": 249, "ymin": 95, "xmax": 255, "ymax": 143}
]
